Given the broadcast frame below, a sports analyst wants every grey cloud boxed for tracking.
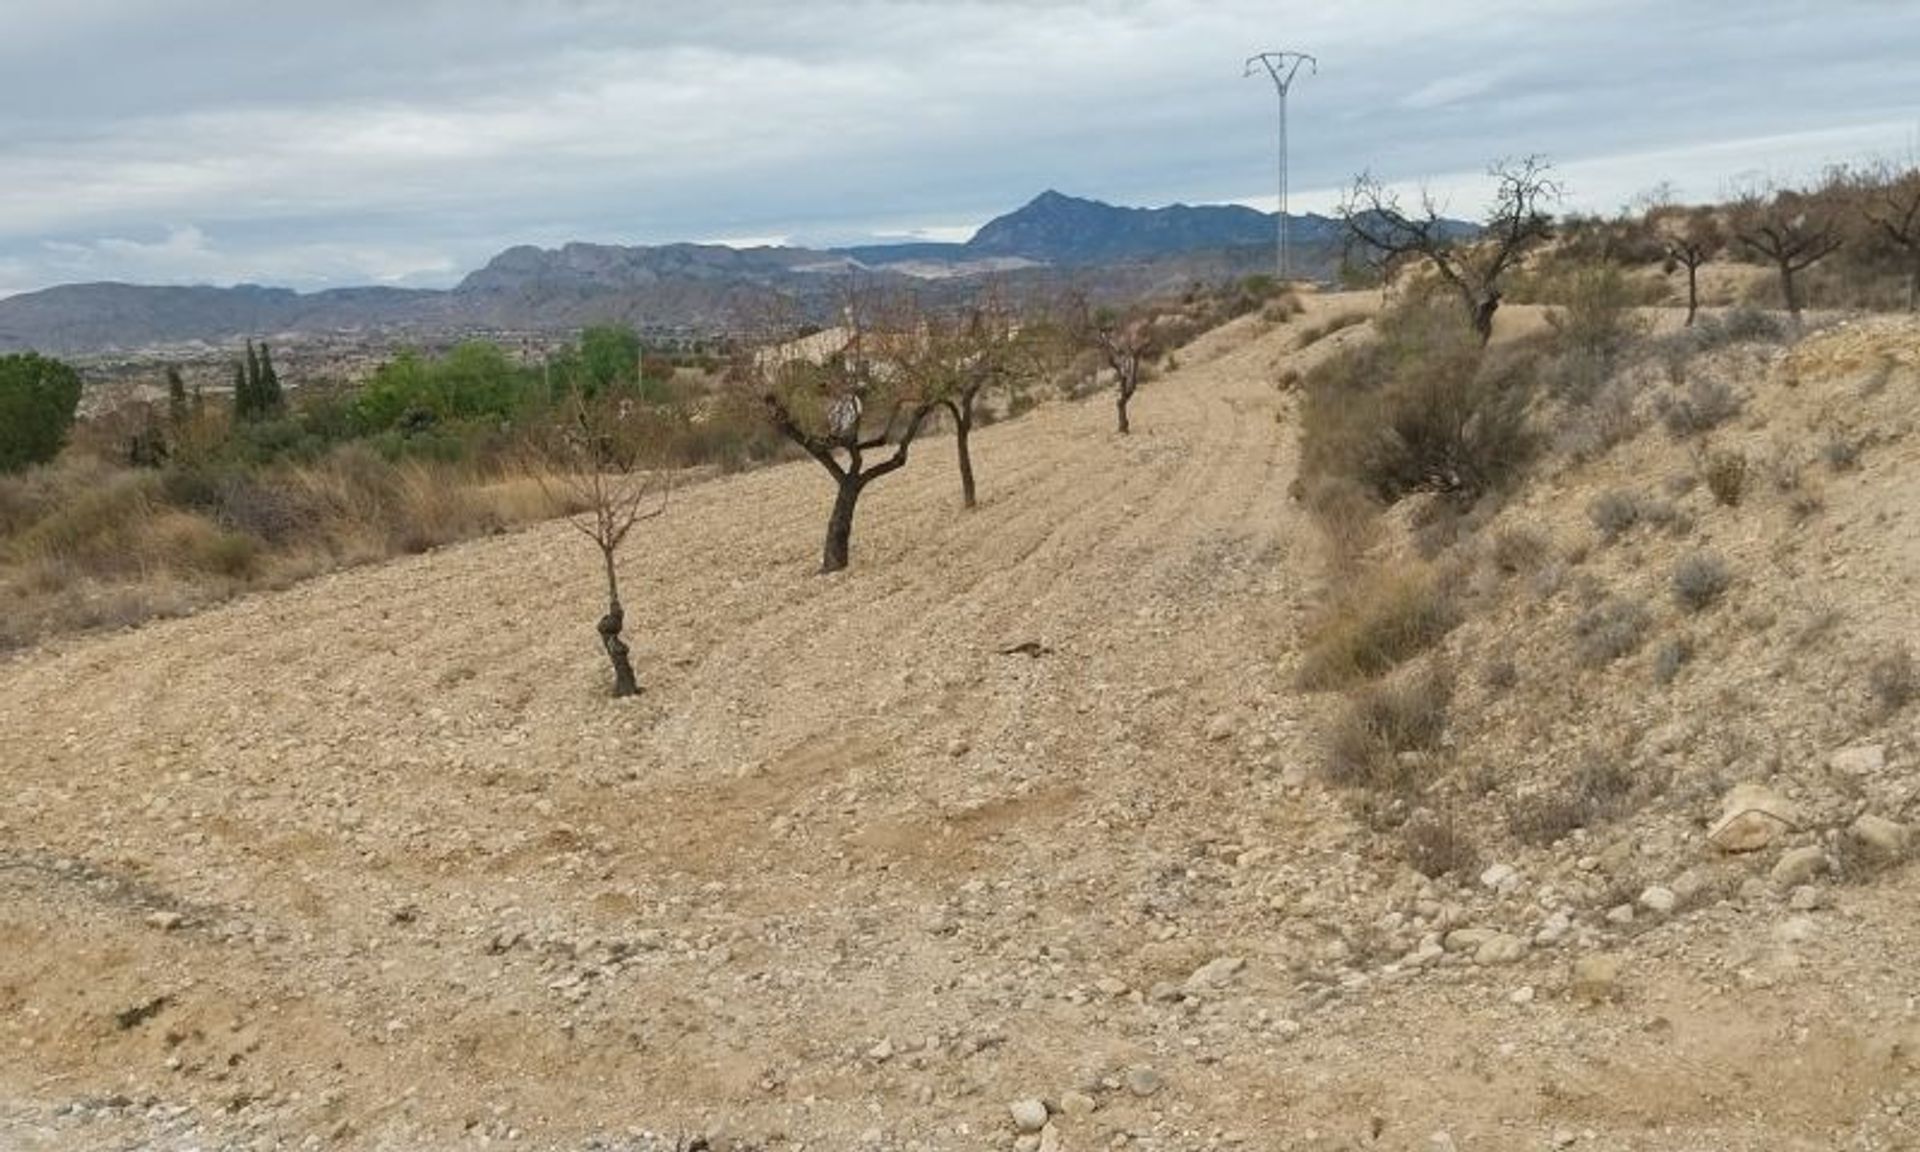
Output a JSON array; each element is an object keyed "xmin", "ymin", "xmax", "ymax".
[{"xmin": 2, "ymin": 0, "xmax": 1915, "ymax": 294}]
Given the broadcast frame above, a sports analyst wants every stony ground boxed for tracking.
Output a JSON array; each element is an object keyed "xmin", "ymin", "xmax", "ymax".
[{"xmin": 2, "ymin": 297, "xmax": 1917, "ymax": 1152}]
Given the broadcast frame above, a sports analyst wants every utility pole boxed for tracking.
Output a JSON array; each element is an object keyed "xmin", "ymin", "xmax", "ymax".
[{"xmin": 1245, "ymin": 50, "xmax": 1316, "ymax": 283}]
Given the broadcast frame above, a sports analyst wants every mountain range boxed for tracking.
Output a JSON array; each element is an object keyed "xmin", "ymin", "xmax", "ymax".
[{"xmin": 0, "ymin": 192, "xmax": 1398, "ymax": 355}]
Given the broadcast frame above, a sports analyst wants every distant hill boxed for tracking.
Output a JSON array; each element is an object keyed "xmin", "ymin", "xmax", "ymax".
[
  {"xmin": 0, "ymin": 191, "xmax": 1471, "ymax": 354},
  {"xmin": 960, "ymin": 189, "xmax": 1340, "ymax": 264}
]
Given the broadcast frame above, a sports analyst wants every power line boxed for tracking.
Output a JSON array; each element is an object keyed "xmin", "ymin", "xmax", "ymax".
[{"xmin": 1245, "ymin": 51, "xmax": 1316, "ymax": 282}]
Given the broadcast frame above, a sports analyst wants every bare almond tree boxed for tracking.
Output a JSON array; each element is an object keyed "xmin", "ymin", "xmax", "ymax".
[
  {"xmin": 742, "ymin": 290, "xmax": 937, "ymax": 573},
  {"xmin": 1732, "ymin": 183, "xmax": 1843, "ymax": 325},
  {"xmin": 911, "ymin": 288, "xmax": 1056, "ymax": 508},
  {"xmin": 1075, "ymin": 300, "xmax": 1159, "ymax": 434},
  {"xmin": 535, "ymin": 386, "xmax": 670, "ymax": 697},
  {"xmin": 1858, "ymin": 162, "xmax": 1920, "ymax": 312},
  {"xmin": 1652, "ymin": 208, "xmax": 1726, "ymax": 326},
  {"xmin": 1341, "ymin": 155, "xmax": 1560, "ymax": 343}
]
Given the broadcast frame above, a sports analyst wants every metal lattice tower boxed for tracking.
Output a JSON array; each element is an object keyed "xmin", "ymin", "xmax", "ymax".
[{"xmin": 1245, "ymin": 50, "xmax": 1316, "ymax": 282}]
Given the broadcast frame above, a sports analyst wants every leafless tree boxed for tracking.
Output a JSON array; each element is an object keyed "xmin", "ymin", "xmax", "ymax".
[
  {"xmin": 1732, "ymin": 182, "xmax": 1843, "ymax": 325},
  {"xmin": 1857, "ymin": 162, "xmax": 1920, "ymax": 312},
  {"xmin": 1652, "ymin": 208, "xmax": 1726, "ymax": 326},
  {"xmin": 742, "ymin": 289, "xmax": 937, "ymax": 573},
  {"xmin": 911, "ymin": 288, "xmax": 1058, "ymax": 508},
  {"xmin": 1074, "ymin": 299, "xmax": 1159, "ymax": 434},
  {"xmin": 534, "ymin": 386, "xmax": 671, "ymax": 697},
  {"xmin": 1341, "ymin": 155, "xmax": 1560, "ymax": 343}
]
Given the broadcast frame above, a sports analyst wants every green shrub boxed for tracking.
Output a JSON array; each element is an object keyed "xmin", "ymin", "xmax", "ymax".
[{"xmin": 0, "ymin": 353, "xmax": 84, "ymax": 473}]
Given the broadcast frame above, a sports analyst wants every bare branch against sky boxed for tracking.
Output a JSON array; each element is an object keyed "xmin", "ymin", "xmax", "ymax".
[{"xmin": 0, "ymin": 0, "xmax": 1914, "ymax": 294}]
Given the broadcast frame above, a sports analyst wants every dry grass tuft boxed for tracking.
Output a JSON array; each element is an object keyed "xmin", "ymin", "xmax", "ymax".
[
  {"xmin": 1298, "ymin": 564, "xmax": 1460, "ymax": 690},
  {"xmin": 1324, "ymin": 659, "xmax": 1454, "ymax": 794},
  {"xmin": 1702, "ymin": 450, "xmax": 1747, "ymax": 507}
]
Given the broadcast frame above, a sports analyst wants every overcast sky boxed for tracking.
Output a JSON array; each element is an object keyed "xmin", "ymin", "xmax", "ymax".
[{"xmin": 2, "ymin": 0, "xmax": 1916, "ymax": 296}]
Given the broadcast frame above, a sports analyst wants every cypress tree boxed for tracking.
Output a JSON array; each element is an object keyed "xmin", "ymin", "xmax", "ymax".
[
  {"xmin": 258, "ymin": 343, "xmax": 283, "ymax": 414},
  {"xmin": 233, "ymin": 359, "xmax": 252, "ymax": 420},
  {"xmin": 166, "ymin": 366, "xmax": 189, "ymax": 429}
]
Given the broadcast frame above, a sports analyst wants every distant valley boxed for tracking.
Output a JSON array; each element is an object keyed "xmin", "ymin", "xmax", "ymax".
[{"xmin": 0, "ymin": 191, "xmax": 1371, "ymax": 355}]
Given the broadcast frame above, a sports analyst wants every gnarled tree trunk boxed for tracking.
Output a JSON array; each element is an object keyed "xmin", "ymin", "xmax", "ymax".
[
  {"xmin": 822, "ymin": 474, "xmax": 862, "ymax": 574},
  {"xmin": 597, "ymin": 551, "xmax": 638, "ymax": 697}
]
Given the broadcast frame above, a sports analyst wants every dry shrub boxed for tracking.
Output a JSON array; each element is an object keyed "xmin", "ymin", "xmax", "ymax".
[
  {"xmin": 1489, "ymin": 525, "xmax": 1550, "ymax": 575},
  {"xmin": 1296, "ymin": 472, "xmax": 1380, "ymax": 570},
  {"xmin": 1703, "ymin": 449, "xmax": 1747, "ymax": 507},
  {"xmin": 1659, "ymin": 377, "xmax": 1743, "ymax": 438},
  {"xmin": 1555, "ymin": 378, "xmax": 1641, "ymax": 462},
  {"xmin": 1508, "ymin": 755, "xmax": 1638, "ymax": 846},
  {"xmin": 7, "ymin": 469, "xmax": 163, "ymax": 578},
  {"xmin": 1324, "ymin": 659, "xmax": 1454, "ymax": 793},
  {"xmin": 1295, "ymin": 311, "xmax": 1368, "ymax": 347},
  {"xmin": 1400, "ymin": 810, "xmax": 1481, "ymax": 879},
  {"xmin": 1298, "ymin": 564, "xmax": 1460, "ymax": 689},
  {"xmin": 1672, "ymin": 550, "xmax": 1731, "ymax": 612},
  {"xmin": 1870, "ymin": 644, "xmax": 1915, "ymax": 716},
  {"xmin": 1652, "ymin": 634, "xmax": 1695, "ymax": 685},
  {"xmin": 1299, "ymin": 299, "xmax": 1536, "ymax": 510},
  {"xmin": 1545, "ymin": 264, "xmax": 1650, "ymax": 362},
  {"xmin": 1587, "ymin": 489, "xmax": 1641, "ymax": 542},
  {"xmin": 1574, "ymin": 595, "xmax": 1653, "ymax": 665},
  {"xmin": 1822, "ymin": 436, "xmax": 1862, "ymax": 473}
]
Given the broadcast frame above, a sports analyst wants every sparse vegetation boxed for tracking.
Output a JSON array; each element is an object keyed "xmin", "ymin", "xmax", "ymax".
[
  {"xmin": 1298, "ymin": 297, "xmax": 1537, "ymax": 510},
  {"xmin": 1703, "ymin": 449, "xmax": 1748, "ymax": 506},
  {"xmin": 1574, "ymin": 595, "xmax": 1653, "ymax": 665},
  {"xmin": 1587, "ymin": 490, "xmax": 1642, "ymax": 542},
  {"xmin": 1658, "ymin": 377, "xmax": 1744, "ymax": 438},
  {"xmin": 1672, "ymin": 550, "xmax": 1732, "ymax": 612},
  {"xmin": 1653, "ymin": 634, "xmax": 1695, "ymax": 685},
  {"xmin": 1869, "ymin": 644, "xmax": 1915, "ymax": 716},
  {"xmin": 1324, "ymin": 659, "xmax": 1454, "ymax": 793},
  {"xmin": 1298, "ymin": 564, "xmax": 1460, "ymax": 689},
  {"xmin": 1823, "ymin": 436, "xmax": 1863, "ymax": 472},
  {"xmin": 1400, "ymin": 809, "xmax": 1481, "ymax": 878},
  {"xmin": 1508, "ymin": 753, "xmax": 1638, "ymax": 845},
  {"xmin": 1294, "ymin": 311, "xmax": 1367, "ymax": 347}
]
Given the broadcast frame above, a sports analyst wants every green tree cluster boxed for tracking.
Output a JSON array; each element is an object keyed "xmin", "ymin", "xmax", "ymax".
[
  {"xmin": 0, "ymin": 352, "xmax": 84, "ymax": 472},
  {"xmin": 233, "ymin": 339, "xmax": 284, "ymax": 421}
]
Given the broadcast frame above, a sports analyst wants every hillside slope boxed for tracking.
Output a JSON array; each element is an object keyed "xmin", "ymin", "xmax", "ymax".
[{"xmin": 2, "ymin": 299, "xmax": 1917, "ymax": 1152}]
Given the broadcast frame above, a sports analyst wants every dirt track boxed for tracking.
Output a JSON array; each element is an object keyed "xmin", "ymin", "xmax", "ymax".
[{"xmin": 4, "ymin": 302, "xmax": 1917, "ymax": 1151}]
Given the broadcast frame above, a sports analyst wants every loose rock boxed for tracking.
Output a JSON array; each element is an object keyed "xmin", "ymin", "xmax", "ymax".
[
  {"xmin": 1571, "ymin": 953, "xmax": 1623, "ymax": 1003},
  {"xmin": 1185, "ymin": 955, "xmax": 1246, "ymax": 992},
  {"xmin": 1473, "ymin": 934, "xmax": 1527, "ymax": 966},
  {"xmin": 1771, "ymin": 846, "xmax": 1826, "ymax": 887},
  {"xmin": 1125, "ymin": 1066, "xmax": 1163, "ymax": 1098},
  {"xmin": 1008, "ymin": 1099, "xmax": 1049, "ymax": 1134},
  {"xmin": 1828, "ymin": 745, "xmax": 1886, "ymax": 775},
  {"xmin": 1707, "ymin": 784, "xmax": 1799, "ymax": 853},
  {"xmin": 1850, "ymin": 814, "xmax": 1911, "ymax": 863}
]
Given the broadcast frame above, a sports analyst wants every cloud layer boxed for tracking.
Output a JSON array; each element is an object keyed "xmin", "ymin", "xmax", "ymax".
[{"xmin": 2, "ymin": 0, "xmax": 1915, "ymax": 294}]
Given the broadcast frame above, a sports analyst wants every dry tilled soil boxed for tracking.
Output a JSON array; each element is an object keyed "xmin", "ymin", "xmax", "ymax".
[{"xmin": 3, "ymin": 297, "xmax": 1918, "ymax": 1151}]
